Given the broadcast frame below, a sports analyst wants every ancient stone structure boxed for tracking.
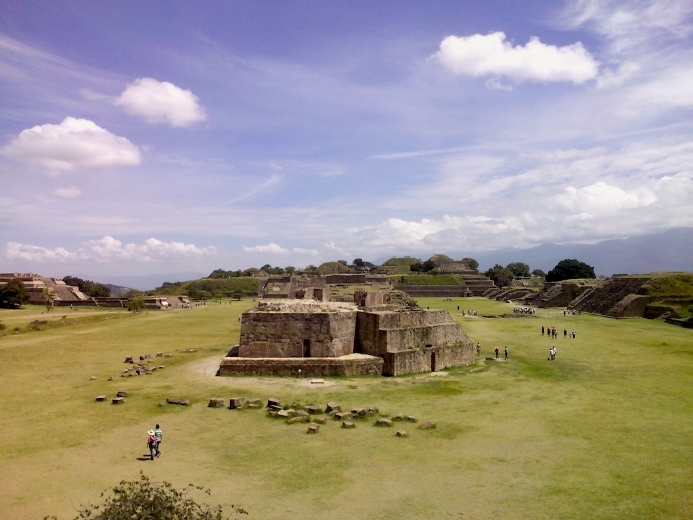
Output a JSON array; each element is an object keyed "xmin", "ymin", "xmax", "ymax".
[{"xmin": 219, "ymin": 291, "xmax": 474, "ymax": 377}]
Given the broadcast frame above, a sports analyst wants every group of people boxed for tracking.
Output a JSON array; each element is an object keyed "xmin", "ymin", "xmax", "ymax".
[
  {"xmin": 146, "ymin": 424, "xmax": 163, "ymax": 460},
  {"xmin": 513, "ymin": 306, "xmax": 536, "ymax": 314},
  {"xmin": 493, "ymin": 346, "xmax": 509, "ymax": 360},
  {"xmin": 543, "ymin": 325, "xmax": 560, "ymax": 338},
  {"xmin": 459, "ymin": 309, "xmax": 478, "ymax": 316},
  {"xmin": 563, "ymin": 309, "xmax": 580, "ymax": 316}
]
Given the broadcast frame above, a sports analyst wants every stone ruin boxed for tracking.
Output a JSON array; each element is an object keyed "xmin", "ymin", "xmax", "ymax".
[{"xmin": 218, "ymin": 290, "xmax": 474, "ymax": 377}]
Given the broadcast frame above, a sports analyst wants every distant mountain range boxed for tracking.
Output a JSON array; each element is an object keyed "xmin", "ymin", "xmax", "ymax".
[
  {"xmin": 90, "ymin": 272, "xmax": 207, "ymax": 292},
  {"xmin": 378, "ymin": 228, "xmax": 693, "ymax": 277}
]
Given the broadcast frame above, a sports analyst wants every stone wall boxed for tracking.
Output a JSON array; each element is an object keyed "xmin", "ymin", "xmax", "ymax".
[
  {"xmin": 238, "ymin": 308, "xmax": 357, "ymax": 358},
  {"xmin": 325, "ymin": 274, "xmax": 367, "ymax": 285},
  {"xmin": 396, "ymin": 285, "xmax": 471, "ymax": 297},
  {"xmin": 218, "ymin": 356, "xmax": 383, "ymax": 377},
  {"xmin": 382, "ymin": 343, "xmax": 474, "ymax": 376}
]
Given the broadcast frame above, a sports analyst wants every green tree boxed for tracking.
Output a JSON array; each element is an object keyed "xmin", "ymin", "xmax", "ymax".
[
  {"xmin": 506, "ymin": 262, "xmax": 530, "ymax": 278},
  {"xmin": 284, "ymin": 266, "xmax": 296, "ymax": 275},
  {"xmin": 0, "ymin": 278, "xmax": 30, "ymax": 309},
  {"xmin": 56, "ymin": 472, "xmax": 246, "ymax": 520},
  {"xmin": 353, "ymin": 258, "xmax": 365, "ymax": 268},
  {"xmin": 126, "ymin": 297, "xmax": 145, "ymax": 313},
  {"xmin": 546, "ymin": 259, "xmax": 596, "ymax": 282},
  {"xmin": 63, "ymin": 276, "xmax": 110, "ymax": 297},
  {"xmin": 409, "ymin": 261, "xmax": 423, "ymax": 273},
  {"xmin": 461, "ymin": 257, "xmax": 479, "ymax": 270},
  {"xmin": 484, "ymin": 265, "xmax": 514, "ymax": 288},
  {"xmin": 532, "ymin": 269, "xmax": 546, "ymax": 278}
]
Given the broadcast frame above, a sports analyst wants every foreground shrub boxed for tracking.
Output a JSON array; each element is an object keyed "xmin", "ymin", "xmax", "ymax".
[{"xmin": 46, "ymin": 472, "xmax": 247, "ymax": 520}]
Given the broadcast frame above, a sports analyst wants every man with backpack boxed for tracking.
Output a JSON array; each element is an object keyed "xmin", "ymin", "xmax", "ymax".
[{"xmin": 147, "ymin": 430, "xmax": 158, "ymax": 461}]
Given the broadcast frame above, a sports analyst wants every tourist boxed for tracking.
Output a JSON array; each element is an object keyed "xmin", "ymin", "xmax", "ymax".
[
  {"xmin": 564, "ymin": 329, "xmax": 567, "ymax": 338},
  {"xmin": 551, "ymin": 347, "xmax": 557, "ymax": 360},
  {"xmin": 504, "ymin": 346, "xmax": 508, "ymax": 360},
  {"xmin": 494, "ymin": 347, "xmax": 499, "ymax": 359},
  {"xmin": 572, "ymin": 330, "xmax": 576, "ymax": 339},
  {"xmin": 476, "ymin": 342, "xmax": 481, "ymax": 355},
  {"xmin": 154, "ymin": 424, "xmax": 162, "ymax": 457},
  {"xmin": 147, "ymin": 430, "xmax": 158, "ymax": 461},
  {"xmin": 541, "ymin": 326, "xmax": 545, "ymax": 336}
]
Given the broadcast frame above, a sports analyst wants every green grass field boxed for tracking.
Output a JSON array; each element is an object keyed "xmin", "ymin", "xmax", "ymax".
[{"xmin": 0, "ymin": 298, "xmax": 691, "ymax": 520}]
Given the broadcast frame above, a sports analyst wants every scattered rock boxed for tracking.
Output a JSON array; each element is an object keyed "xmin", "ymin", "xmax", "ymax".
[
  {"xmin": 307, "ymin": 423, "xmax": 320, "ymax": 434},
  {"xmin": 208, "ymin": 398, "xmax": 225, "ymax": 408},
  {"xmin": 95, "ymin": 395, "xmax": 106, "ymax": 402},
  {"xmin": 156, "ymin": 352, "xmax": 163, "ymax": 357},
  {"xmin": 90, "ymin": 376, "xmax": 96, "ymax": 380},
  {"xmin": 419, "ymin": 420, "xmax": 436, "ymax": 430},
  {"xmin": 290, "ymin": 401, "xmax": 306, "ymax": 411},
  {"xmin": 267, "ymin": 398, "xmax": 281, "ymax": 409},
  {"xmin": 124, "ymin": 356, "xmax": 133, "ymax": 363},
  {"xmin": 365, "ymin": 406, "xmax": 379, "ymax": 416},
  {"xmin": 107, "ymin": 376, "xmax": 114, "ymax": 381},
  {"xmin": 287, "ymin": 415, "xmax": 310, "ymax": 424},
  {"xmin": 396, "ymin": 430, "xmax": 408, "ymax": 437},
  {"xmin": 164, "ymin": 354, "xmax": 173, "ymax": 358},
  {"xmin": 229, "ymin": 397, "xmax": 247, "ymax": 409},
  {"xmin": 247, "ymin": 399, "xmax": 262, "ymax": 409},
  {"xmin": 393, "ymin": 414, "xmax": 405, "ymax": 422},
  {"xmin": 292, "ymin": 410, "xmax": 310, "ymax": 418},
  {"xmin": 334, "ymin": 412, "xmax": 352, "ymax": 421},
  {"xmin": 312, "ymin": 416, "xmax": 327, "ymax": 424},
  {"xmin": 166, "ymin": 398, "xmax": 181, "ymax": 405},
  {"xmin": 310, "ymin": 379, "xmax": 325, "ymax": 385},
  {"xmin": 116, "ymin": 390, "xmax": 128, "ymax": 398},
  {"xmin": 326, "ymin": 402, "xmax": 341, "ymax": 413},
  {"xmin": 407, "ymin": 416, "xmax": 417, "ymax": 423},
  {"xmin": 159, "ymin": 401, "xmax": 167, "ymax": 407},
  {"xmin": 112, "ymin": 397, "xmax": 124, "ymax": 405},
  {"xmin": 306, "ymin": 405, "xmax": 324, "ymax": 415},
  {"xmin": 342, "ymin": 421, "xmax": 356, "ymax": 429},
  {"xmin": 276, "ymin": 410, "xmax": 290, "ymax": 419},
  {"xmin": 180, "ymin": 400, "xmax": 190, "ymax": 406},
  {"xmin": 351, "ymin": 408, "xmax": 366, "ymax": 419},
  {"xmin": 375, "ymin": 418, "xmax": 393, "ymax": 427},
  {"xmin": 158, "ymin": 366, "xmax": 165, "ymax": 369}
]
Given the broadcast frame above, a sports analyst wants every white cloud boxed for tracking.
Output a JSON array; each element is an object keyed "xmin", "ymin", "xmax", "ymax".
[
  {"xmin": 1, "ymin": 117, "xmax": 141, "ymax": 172},
  {"xmin": 434, "ymin": 32, "xmax": 599, "ymax": 84},
  {"xmin": 4, "ymin": 236, "xmax": 216, "ymax": 263},
  {"xmin": 596, "ymin": 61, "xmax": 640, "ymax": 88},
  {"xmin": 242, "ymin": 242, "xmax": 319, "ymax": 256},
  {"xmin": 114, "ymin": 78, "xmax": 207, "ymax": 127},
  {"xmin": 53, "ymin": 186, "xmax": 82, "ymax": 198}
]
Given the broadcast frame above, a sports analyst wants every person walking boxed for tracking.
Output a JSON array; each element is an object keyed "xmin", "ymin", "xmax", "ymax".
[
  {"xmin": 476, "ymin": 342, "xmax": 481, "ymax": 355},
  {"xmin": 504, "ymin": 346, "xmax": 508, "ymax": 360},
  {"xmin": 147, "ymin": 430, "xmax": 158, "ymax": 460},
  {"xmin": 494, "ymin": 347, "xmax": 499, "ymax": 359},
  {"xmin": 154, "ymin": 424, "xmax": 162, "ymax": 457}
]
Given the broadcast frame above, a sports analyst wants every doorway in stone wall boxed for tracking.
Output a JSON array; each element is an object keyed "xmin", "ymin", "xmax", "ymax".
[
  {"xmin": 430, "ymin": 350, "xmax": 436, "ymax": 372},
  {"xmin": 303, "ymin": 339, "xmax": 311, "ymax": 357}
]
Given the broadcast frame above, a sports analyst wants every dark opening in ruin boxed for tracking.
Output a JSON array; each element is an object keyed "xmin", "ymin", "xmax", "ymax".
[
  {"xmin": 431, "ymin": 351, "xmax": 436, "ymax": 372},
  {"xmin": 303, "ymin": 339, "xmax": 311, "ymax": 357}
]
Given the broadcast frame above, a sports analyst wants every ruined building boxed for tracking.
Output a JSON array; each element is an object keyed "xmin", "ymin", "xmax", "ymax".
[{"xmin": 218, "ymin": 290, "xmax": 474, "ymax": 377}]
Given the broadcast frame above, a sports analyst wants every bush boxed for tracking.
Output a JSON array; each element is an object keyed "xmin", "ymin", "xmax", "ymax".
[
  {"xmin": 46, "ymin": 472, "xmax": 247, "ymax": 520},
  {"xmin": 546, "ymin": 259, "xmax": 596, "ymax": 282}
]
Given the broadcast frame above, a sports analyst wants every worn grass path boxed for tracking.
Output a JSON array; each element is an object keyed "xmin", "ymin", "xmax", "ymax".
[{"xmin": 0, "ymin": 299, "xmax": 691, "ymax": 519}]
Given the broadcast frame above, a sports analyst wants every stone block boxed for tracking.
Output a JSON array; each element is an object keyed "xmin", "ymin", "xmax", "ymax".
[
  {"xmin": 95, "ymin": 395, "xmax": 106, "ymax": 402},
  {"xmin": 292, "ymin": 410, "xmax": 310, "ymax": 418},
  {"xmin": 247, "ymin": 399, "xmax": 262, "ymax": 409},
  {"xmin": 107, "ymin": 376, "xmax": 114, "ymax": 381},
  {"xmin": 229, "ymin": 397, "xmax": 247, "ymax": 409},
  {"xmin": 350, "ymin": 408, "xmax": 366, "ymax": 419},
  {"xmin": 313, "ymin": 416, "xmax": 327, "ymax": 424},
  {"xmin": 116, "ymin": 390, "xmax": 128, "ymax": 397},
  {"xmin": 287, "ymin": 415, "xmax": 310, "ymax": 424},
  {"xmin": 307, "ymin": 424, "xmax": 320, "ymax": 434},
  {"xmin": 112, "ymin": 397, "xmax": 124, "ymax": 405},
  {"xmin": 276, "ymin": 409, "xmax": 290, "ymax": 419},
  {"xmin": 306, "ymin": 405, "xmax": 324, "ymax": 415},
  {"xmin": 124, "ymin": 356, "xmax": 133, "ymax": 363},
  {"xmin": 208, "ymin": 398, "xmax": 225, "ymax": 408},
  {"xmin": 396, "ymin": 430, "xmax": 408, "ymax": 437},
  {"xmin": 393, "ymin": 414, "xmax": 405, "ymax": 422},
  {"xmin": 90, "ymin": 376, "xmax": 96, "ymax": 380},
  {"xmin": 419, "ymin": 420, "xmax": 436, "ymax": 430},
  {"xmin": 341, "ymin": 421, "xmax": 356, "ymax": 429},
  {"xmin": 407, "ymin": 416, "xmax": 417, "ymax": 423},
  {"xmin": 167, "ymin": 398, "xmax": 181, "ymax": 405},
  {"xmin": 180, "ymin": 400, "xmax": 190, "ymax": 406},
  {"xmin": 375, "ymin": 418, "xmax": 393, "ymax": 427},
  {"xmin": 365, "ymin": 406, "xmax": 379, "ymax": 416},
  {"xmin": 267, "ymin": 397, "xmax": 281, "ymax": 409},
  {"xmin": 334, "ymin": 412, "xmax": 352, "ymax": 421},
  {"xmin": 326, "ymin": 402, "xmax": 341, "ymax": 413}
]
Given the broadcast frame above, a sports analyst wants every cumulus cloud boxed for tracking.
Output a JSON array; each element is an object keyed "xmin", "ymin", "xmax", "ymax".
[
  {"xmin": 1, "ymin": 117, "xmax": 141, "ymax": 172},
  {"xmin": 4, "ymin": 236, "xmax": 216, "ymax": 263},
  {"xmin": 434, "ymin": 32, "xmax": 599, "ymax": 84},
  {"xmin": 53, "ymin": 186, "xmax": 82, "ymax": 198},
  {"xmin": 114, "ymin": 78, "xmax": 207, "ymax": 127},
  {"xmin": 243, "ymin": 242, "xmax": 319, "ymax": 256}
]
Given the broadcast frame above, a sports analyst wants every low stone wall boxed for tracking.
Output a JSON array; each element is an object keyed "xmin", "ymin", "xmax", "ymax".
[
  {"xmin": 383, "ymin": 343, "xmax": 474, "ymax": 376},
  {"xmin": 218, "ymin": 356, "xmax": 384, "ymax": 377},
  {"xmin": 396, "ymin": 286, "xmax": 470, "ymax": 297}
]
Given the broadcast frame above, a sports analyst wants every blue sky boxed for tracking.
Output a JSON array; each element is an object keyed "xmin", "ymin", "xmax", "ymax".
[{"xmin": 1, "ymin": 0, "xmax": 692, "ymax": 278}]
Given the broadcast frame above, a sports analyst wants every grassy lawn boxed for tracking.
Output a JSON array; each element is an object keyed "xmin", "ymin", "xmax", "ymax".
[{"xmin": 0, "ymin": 298, "xmax": 691, "ymax": 519}]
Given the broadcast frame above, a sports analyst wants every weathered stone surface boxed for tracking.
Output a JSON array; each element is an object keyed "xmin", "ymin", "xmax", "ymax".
[
  {"xmin": 375, "ymin": 418, "xmax": 393, "ymax": 427},
  {"xmin": 95, "ymin": 395, "xmax": 106, "ymax": 402},
  {"xmin": 306, "ymin": 405, "xmax": 324, "ymax": 415},
  {"xmin": 334, "ymin": 412, "xmax": 352, "ymax": 421},
  {"xmin": 407, "ymin": 416, "xmax": 417, "ymax": 423},
  {"xmin": 247, "ymin": 399, "xmax": 263, "ymax": 409},
  {"xmin": 307, "ymin": 423, "xmax": 320, "ymax": 434},
  {"xmin": 267, "ymin": 397, "xmax": 281, "ymax": 408},
  {"xmin": 159, "ymin": 401, "xmax": 167, "ymax": 407},
  {"xmin": 419, "ymin": 420, "xmax": 436, "ymax": 430},
  {"xmin": 365, "ymin": 406, "xmax": 379, "ymax": 416},
  {"xmin": 287, "ymin": 415, "xmax": 310, "ymax": 424},
  {"xmin": 229, "ymin": 397, "xmax": 247, "ymax": 409},
  {"xmin": 342, "ymin": 421, "xmax": 356, "ymax": 429},
  {"xmin": 112, "ymin": 397, "xmax": 124, "ymax": 404},
  {"xmin": 313, "ymin": 416, "xmax": 327, "ymax": 424},
  {"xmin": 116, "ymin": 390, "xmax": 128, "ymax": 397},
  {"xmin": 167, "ymin": 398, "xmax": 181, "ymax": 405},
  {"xmin": 393, "ymin": 414, "xmax": 405, "ymax": 422},
  {"xmin": 107, "ymin": 376, "xmax": 114, "ymax": 381},
  {"xmin": 208, "ymin": 398, "xmax": 225, "ymax": 408},
  {"xmin": 156, "ymin": 352, "xmax": 163, "ymax": 357},
  {"xmin": 124, "ymin": 356, "xmax": 133, "ymax": 363},
  {"xmin": 351, "ymin": 408, "xmax": 366, "ymax": 419},
  {"xmin": 326, "ymin": 402, "xmax": 341, "ymax": 413},
  {"xmin": 180, "ymin": 400, "xmax": 190, "ymax": 406},
  {"xmin": 396, "ymin": 430, "xmax": 408, "ymax": 437},
  {"xmin": 276, "ymin": 409, "xmax": 290, "ymax": 418},
  {"xmin": 292, "ymin": 410, "xmax": 310, "ymax": 418}
]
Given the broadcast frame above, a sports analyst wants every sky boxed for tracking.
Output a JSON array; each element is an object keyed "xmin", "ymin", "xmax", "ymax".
[{"xmin": 1, "ymin": 0, "xmax": 693, "ymax": 279}]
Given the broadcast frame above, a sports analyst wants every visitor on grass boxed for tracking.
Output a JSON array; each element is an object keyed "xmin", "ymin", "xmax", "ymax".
[
  {"xmin": 504, "ymin": 346, "xmax": 508, "ymax": 360},
  {"xmin": 147, "ymin": 430, "xmax": 158, "ymax": 461},
  {"xmin": 495, "ymin": 347, "xmax": 499, "ymax": 359},
  {"xmin": 154, "ymin": 424, "xmax": 162, "ymax": 457}
]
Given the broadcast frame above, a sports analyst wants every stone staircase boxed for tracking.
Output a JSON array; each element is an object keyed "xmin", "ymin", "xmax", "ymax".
[{"xmin": 572, "ymin": 277, "xmax": 651, "ymax": 316}]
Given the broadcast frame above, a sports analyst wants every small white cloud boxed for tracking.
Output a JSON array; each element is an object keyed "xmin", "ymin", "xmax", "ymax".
[
  {"xmin": 4, "ymin": 236, "xmax": 216, "ymax": 263},
  {"xmin": 53, "ymin": 186, "xmax": 82, "ymax": 198},
  {"xmin": 596, "ymin": 61, "xmax": 640, "ymax": 88},
  {"xmin": 1, "ymin": 117, "xmax": 141, "ymax": 172},
  {"xmin": 114, "ymin": 78, "xmax": 207, "ymax": 127},
  {"xmin": 243, "ymin": 242, "xmax": 289, "ymax": 255},
  {"xmin": 560, "ymin": 182, "xmax": 657, "ymax": 216},
  {"xmin": 434, "ymin": 32, "xmax": 599, "ymax": 85}
]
